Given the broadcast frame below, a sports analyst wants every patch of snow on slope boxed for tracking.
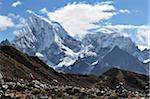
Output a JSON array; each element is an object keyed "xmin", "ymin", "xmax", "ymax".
[
  {"xmin": 138, "ymin": 45, "xmax": 150, "ymax": 51},
  {"xmin": 54, "ymin": 32, "xmax": 78, "ymax": 68},
  {"xmin": 91, "ymin": 61, "xmax": 98, "ymax": 65},
  {"xmin": 143, "ymin": 58, "xmax": 150, "ymax": 63},
  {"xmin": 35, "ymin": 52, "xmax": 44, "ymax": 58},
  {"xmin": 79, "ymin": 44, "xmax": 97, "ymax": 58},
  {"xmin": 55, "ymin": 57, "xmax": 76, "ymax": 69}
]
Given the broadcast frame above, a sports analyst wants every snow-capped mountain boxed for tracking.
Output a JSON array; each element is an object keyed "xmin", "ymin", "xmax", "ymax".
[
  {"xmin": 58, "ymin": 32, "xmax": 149, "ymax": 75},
  {"xmin": 12, "ymin": 13, "xmax": 149, "ymax": 76},
  {"xmin": 61, "ymin": 46, "xmax": 148, "ymax": 75},
  {"xmin": 13, "ymin": 12, "xmax": 82, "ymax": 67},
  {"xmin": 82, "ymin": 32, "xmax": 150, "ymax": 62}
]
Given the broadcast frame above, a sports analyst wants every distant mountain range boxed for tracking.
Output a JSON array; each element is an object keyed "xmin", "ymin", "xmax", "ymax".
[{"xmin": 1, "ymin": 12, "xmax": 149, "ymax": 76}]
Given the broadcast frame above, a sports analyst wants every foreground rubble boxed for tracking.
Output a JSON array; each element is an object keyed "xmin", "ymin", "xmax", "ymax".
[{"xmin": 0, "ymin": 78, "xmax": 149, "ymax": 99}]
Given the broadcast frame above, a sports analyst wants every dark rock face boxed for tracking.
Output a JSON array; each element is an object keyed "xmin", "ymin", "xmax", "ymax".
[
  {"xmin": 91, "ymin": 46, "xmax": 148, "ymax": 75},
  {"xmin": 102, "ymin": 46, "xmax": 146, "ymax": 72},
  {"xmin": 0, "ymin": 39, "xmax": 11, "ymax": 46},
  {"xmin": 59, "ymin": 58, "xmax": 92, "ymax": 74}
]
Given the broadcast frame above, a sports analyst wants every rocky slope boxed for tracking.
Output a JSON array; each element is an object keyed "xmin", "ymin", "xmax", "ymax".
[
  {"xmin": 0, "ymin": 45, "xmax": 64, "ymax": 83},
  {"xmin": 0, "ymin": 45, "xmax": 149, "ymax": 98},
  {"xmin": 0, "ymin": 45, "xmax": 100, "ymax": 87}
]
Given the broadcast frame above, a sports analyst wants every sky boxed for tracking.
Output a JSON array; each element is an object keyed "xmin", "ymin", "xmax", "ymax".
[{"xmin": 0, "ymin": 0, "xmax": 149, "ymax": 50}]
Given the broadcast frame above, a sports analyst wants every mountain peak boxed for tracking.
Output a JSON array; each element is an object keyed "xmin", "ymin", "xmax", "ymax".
[
  {"xmin": 30, "ymin": 11, "xmax": 41, "ymax": 18},
  {"xmin": 0, "ymin": 39, "xmax": 11, "ymax": 46},
  {"xmin": 102, "ymin": 46, "xmax": 148, "ymax": 75},
  {"xmin": 13, "ymin": 13, "xmax": 82, "ymax": 67},
  {"xmin": 112, "ymin": 46, "xmax": 120, "ymax": 51}
]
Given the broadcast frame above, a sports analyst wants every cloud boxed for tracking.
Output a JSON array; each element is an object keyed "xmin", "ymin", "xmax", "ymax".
[
  {"xmin": 8, "ymin": 13, "xmax": 21, "ymax": 19},
  {"xmin": 98, "ymin": 25, "xmax": 150, "ymax": 48},
  {"xmin": 26, "ymin": 10, "xmax": 33, "ymax": 14},
  {"xmin": 136, "ymin": 27, "xmax": 150, "ymax": 47},
  {"xmin": 11, "ymin": 1, "xmax": 21, "ymax": 8},
  {"xmin": 0, "ymin": 15, "xmax": 14, "ymax": 31},
  {"xmin": 104, "ymin": 25, "xmax": 149, "ymax": 30},
  {"xmin": 41, "ymin": 2, "xmax": 118, "ymax": 37},
  {"xmin": 40, "ymin": 8, "xmax": 48, "ymax": 14},
  {"xmin": 8, "ymin": 13, "xmax": 26, "ymax": 29},
  {"xmin": 119, "ymin": 9, "xmax": 130, "ymax": 14}
]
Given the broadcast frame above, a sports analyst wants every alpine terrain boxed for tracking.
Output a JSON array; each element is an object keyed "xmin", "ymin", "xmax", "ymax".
[{"xmin": 12, "ymin": 13, "xmax": 149, "ymax": 76}]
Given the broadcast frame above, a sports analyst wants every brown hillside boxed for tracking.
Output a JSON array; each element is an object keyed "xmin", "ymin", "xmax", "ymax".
[{"xmin": 0, "ymin": 45, "xmax": 100, "ymax": 88}]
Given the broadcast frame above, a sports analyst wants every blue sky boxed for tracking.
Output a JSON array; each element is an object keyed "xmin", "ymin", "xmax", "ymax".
[
  {"xmin": 0, "ymin": 0, "xmax": 148, "ymax": 24},
  {"xmin": 0, "ymin": 0, "xmax": 149, "ymax": 49}
]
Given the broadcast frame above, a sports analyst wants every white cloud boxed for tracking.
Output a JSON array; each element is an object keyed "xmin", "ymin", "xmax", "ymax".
[
  {"xmin": 119, "ymin": 9, "xmax": 130, "ymax": 14},
  {"xmin": 40, "ymin": 8, "xmax": 48, "ymax": 14},
  {"xmin": 99, "ymin": 25, "xmax": 150, "ymax": 49},
  {"xmin": 11, "ymin": 1, "xmax": 21, "ymax": 8},
  {"xmin": 26, "ymin": 10, "xmax": 33, "ymax": 14},
  {"xmin": 104, "ymin": 25, "xmax": 149, "ymax": 30},
  {"xmin": 39, "ymin": 2, "xmax": 148, "ymax": 49},
  {"xmin": 8, "ymin": 13, "xmax": 21, "ymax": 19},
  {"xmin": 0, "ymin": 15, "xmax": 14, "ymax": 31},
  {"xmin": 103, "ymin": 25, "xmax": 149, "ymax": 36},
  {"xmin": 136, "ymin": 27, "xmax": 150, "ymax": 47},
  {"xmin": 7, "ymin": 13, "xmax": 26, "ymax": 29},
  {"xmin": 41, "ymin": 2, "xmax": 118, "ymax": 37}
]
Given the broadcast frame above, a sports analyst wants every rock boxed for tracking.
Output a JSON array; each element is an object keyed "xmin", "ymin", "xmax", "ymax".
[
  {"xmin": 0, "ymin": 73, "xmax": 4, "ymax": 85},
  {"xmin": 114, "ymin": 83, "xmax": 128, "ymax": 98},
  {"xmin": 64, "ymin": 87, "xmax": 75, "ymax": 95},
  {"xmin": 56, "ymin": 90, "xmax": 64, "ymax": 97},
  {"xmin": 2, "ymin": 84, "xmax": 9, "ymax": 91},
  {"xmin": 0, "ymin": 90, "xmax": 4, "ymax": 96},
  {"xmin": 7, "ymin": 82, "xmax": 16, "ymax": 90},
  {"xmin": 15, "ymin": 82, "xmax": 26, "ymax": 91},
  {"xmin": 79, "ymin": 92, "xmax": 88, "ymax": 98},
  {"xmin": 50, "ymin": 79, "xmax": 59, "ymax": 86},
  {"xmin": 31, "ymin": 80, "xmax": 44, "ymax": 89},
  {"xmin": 51, "ymin": 88, "xmax": 57, "ymax": 95},
  {"xmin": 73, "ymin": 87, "xmax": 80, "ymax": 94},
  {"xmin": 25, "ymin": 95, "xmax": 36, "ymax": 99},
  {"xmin": 37, "ymin": 94, "xmax": 48, "ymax": 99},
  {"xmin": 144, "ymin": 83, "xmax": 150, "ymax": 95}
]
